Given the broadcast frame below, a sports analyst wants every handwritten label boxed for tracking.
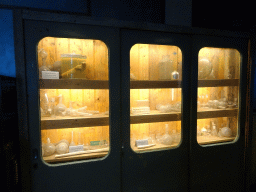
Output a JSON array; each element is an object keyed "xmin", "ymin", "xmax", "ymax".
[
  {"xmin": 69, "ymin": 145, "xmax": 84, "ymax": 153},
  {"xmin": 42, "ymin": 71, "xmax": 59, "ymax": 79},
  {"xmin": 135, "ymin": 139, "xmax": 149, "ymax": 147}
]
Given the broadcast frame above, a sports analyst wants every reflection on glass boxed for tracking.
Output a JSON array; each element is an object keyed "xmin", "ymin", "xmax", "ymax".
[
  {"xmin": 130, "ymin": 44, "xmax": 182, "ymax": 152},
  {"xmin": 38, "ymin": 37, "xmax": 109, "ymax": 163},
  {"xmin": 197, "ymin": 47, "xmax": 240, "ymax": 145}
]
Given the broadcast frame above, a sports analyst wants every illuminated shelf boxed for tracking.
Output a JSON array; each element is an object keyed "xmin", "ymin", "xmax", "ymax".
[
  {"xmin": 41, "ymin": 109, "xmax": 238, "ymax": 129},
  {"xmin": 43, "ymin": 136, "xmax": 236, "ymax": 163},
  {"xmin": 43, "ymin": 148, "xmax": 109, "ymax": 163},
  {"xmin": 39, "ymin": 79, "xmax": 239, "ymax": 90},
  {"xmin": 130, "ymin": 80, "xmax": 182, "ymax": 89},
  {"xmin": 130, "ymin": 79, "xmax": 239, "ymax": 89},
  {"xmin": 198, "ymin": 79, "xmax": 239, "ymax": 87},
  {"xmin": 41, "ymin": 114, "xmax": 109, "ymax": 129},
  {"xmin": 197, "ymin": 108, "xmax": 238, "ymax": 119},
  {"xmin": 197, "ymin": 136, "xmax": 235, "ymax": 145}
]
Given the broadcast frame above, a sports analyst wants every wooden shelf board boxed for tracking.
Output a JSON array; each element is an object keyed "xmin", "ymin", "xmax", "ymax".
[
  {"xmin": 198, "ymin": 79, "xmax": 239, "ymax": 87},
  {"xmin": 43, "ymin": 151, "xmax": 108, "ymax": 163},
  {"xmin": 39, "ymin": 79, "xmax": 239, "ymax": 90},
  {"xmin": 39, "ymin": 79, "xmax": 109, "ymax": 89},
  {"xmin": 197, "ymin": 108, "xmax": 238, "ymax": 119},
  {"xmin": 130, "ymin": 80, "xmax": 182, "ymax": 89},
  {"xmin": 43, "ymin": 136, "xmax": 236, "ymax": 163},
  {"xmin": 130, "ymin": 79, "xmax": 239, "ymax": 89},
  {"xmin": 41, "ymin": 114, "xmax": 109, "ymax": 129},
  {"xmin": 197, "ymin": 136, "xmax": 235, "ymax": 145},
  {"xmin": 41, "ymin": 109, "xmax": 238, "ymax": 129},
  {"xmin": 131, "ymin": 110, "xmax": 181, "ymax": 124}
]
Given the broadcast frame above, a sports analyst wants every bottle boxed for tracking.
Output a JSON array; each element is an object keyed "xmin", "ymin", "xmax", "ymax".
[
  {"xmin": 38, "ymin": 48, "xmax": 50, "ymax": 79},
  {"xmin": 211, "ymin": 123, "xmax": 218, "ymax": 137},
  {"xmin": 160, "ymin": 124, "xmax": 173, "ymax": 145},
  {"xmin": 159, "ymin": 55, "xmax": 173, "ymax": 80},
  {"xmin": 172, "ymin": 71, "xmax": 179, "ymax": 80},
  {"xmin": 40, "ymin": 91, "xmax": 50, "ymax": 116},
  {"xmin": 55, "ymin": 94, "xmax": 66, "ymax": 116},
  {"xmin": 48, "ymin": 97, "xmax": 55, "ymax": 117},
  {"xmin": 43, "ymin": 138, "xmax": 55, "ymax": 157}
]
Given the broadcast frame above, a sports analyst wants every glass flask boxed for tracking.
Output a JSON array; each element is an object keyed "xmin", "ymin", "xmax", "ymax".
[
  {"xmin": 56, "ymin": 141, "xmax": 69, "ymax": 154},
  {"xmin": 211, "ymin": 123, "xmax": 218, "ymax": 137},
  {"xmin": 159, "ymin": 55, "xmax": 173, "ymax": 80},
  {"xmin": 42, "ymin": 138, "xmax": 56, "ymax": 157},
  {"xmin": 55, "ymin": 94, "xmax": 67, "ymax": 116},
  {"xmin": 160, "ymin": 124, "xmax": 173, "ymax": 145},
  {"xmin": 219, "ymin": 126, "xmax": 232, "ymax": 137},
  {"xmin": 198, "ymin": 57, "xmax": 213, "ymax": 79},
  {"xmin": 40, "ymin": 91, "xmax": 50, "ymax": 117},
  {"xmin": 38, "ymin": 48, "xmax": 51, "ymax": 79}
]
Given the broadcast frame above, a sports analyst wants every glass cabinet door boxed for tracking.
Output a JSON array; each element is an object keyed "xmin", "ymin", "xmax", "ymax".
[
  {"xmin": 23, "ymin": 19, "xmax": 121, "ymax": 192},
  {"xmin": 121, "ymin": 29, "xmax": 190, "ymax": 192},
  {"xmin": 38, "ymin": 37, "xmax": 110, "ymax": 164},
  {"xmin": 196, "ymin": 47, "xmax": 241, "ymax": 145},
  {"xmin": 190, "ymin": 35, "xmax": 248, "ymax": 192},
  {"xmin": 129, "ymin": 44, "xmax": 182, "ymax": 152}
]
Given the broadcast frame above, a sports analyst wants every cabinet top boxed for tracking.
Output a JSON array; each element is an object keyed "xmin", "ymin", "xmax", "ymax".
[{"xmin": 20, "ymin": 10, "xmax": 250, "ymax": 38}]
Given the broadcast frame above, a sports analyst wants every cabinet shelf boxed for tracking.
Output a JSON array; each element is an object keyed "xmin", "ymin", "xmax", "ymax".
[
  {"xmin": 198, "ymin": 79, "xmax": 239, "ymax": 87},
  {"xmin": 39, "ymin": 79, "xmax": 239, "ymax": 90},
  {"xmin": 39, "ymin": 79, "xmax": 109, "ymax": 89},
  {"xmin": 41, "ymin": 114, "xmax": 109, "ymax": 129},
  {"xmin": 41, "ymin": 109, "xmax": 238, "ymax": 129},
  {"xmin": 44, "ymin": 135, "xmax": 236, "ymax": 163},
  {"xmin": 130, "ymin": 79, "xmax": 238, "ymax": 89}
]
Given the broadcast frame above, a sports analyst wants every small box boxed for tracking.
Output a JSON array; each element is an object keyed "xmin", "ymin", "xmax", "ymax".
[
  {"xmin": 135, "ymin": 139, "xmax": 149, "ymax": 147},
  {"xmin": 69, "ymin": 145, "xmax": 84, "ymax": 153}
]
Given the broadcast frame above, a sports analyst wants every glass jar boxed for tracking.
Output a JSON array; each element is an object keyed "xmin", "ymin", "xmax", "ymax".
[
  {"xmin": 159, "ymin": 55, "xmax": 173, "ymax": 80},
  {"xmin": 61, "ymin": 53, "xmax": 87, "ymax": 79}
]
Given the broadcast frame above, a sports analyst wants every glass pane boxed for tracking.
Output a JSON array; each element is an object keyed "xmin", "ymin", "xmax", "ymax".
[
  {"xmin": 38, "ymin": 37, "xmax": 109, "ymax": 164},
  {"xmin": 130, "ymin": 44, "xmax": 182, "ymax": 152},
  {"xmin": 197, "ymin": 47, "xmax": 240, "ymax": 145}
]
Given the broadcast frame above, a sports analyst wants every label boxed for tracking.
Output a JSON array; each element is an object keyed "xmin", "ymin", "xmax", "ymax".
[
  {"xmin": 135, "ymin": 139, "xmax": 149, "ymax": 147},
  {"xmin": 131, "ymin": 107, "xmax": 150, "ymax": 115},
  {"xmin": 69, "ymin": 145, "xmax": 84, "ymax": 153},
  {"xmin": 90, "ymin": 141, "xmax": 100, "ymax": 146},
  {"xmin": 42, "ymin": 71, "xmax": 59, "ymax": 79}
]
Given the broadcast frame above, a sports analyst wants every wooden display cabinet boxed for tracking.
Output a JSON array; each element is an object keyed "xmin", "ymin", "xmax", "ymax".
[
  {"xmin": 15, "ymin": 11, "xmax": 252, "ymax": 192},
  {"xmin": 38, "ymin": 37, "xmax": 110, "ymax": 163}
]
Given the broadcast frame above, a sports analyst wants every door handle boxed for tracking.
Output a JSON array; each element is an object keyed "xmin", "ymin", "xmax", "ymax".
[{"xmin": 32, "ymin": 148, "xmax": 38, "ymax": 160}]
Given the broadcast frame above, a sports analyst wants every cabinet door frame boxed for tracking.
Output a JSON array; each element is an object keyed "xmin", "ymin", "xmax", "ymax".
[
  {"xmin": 120, "ymin": 28, "xmax": 192, "ymax": 192},
  {"xmin": 190, "ymin": 35, "xmax": 249, "ymax": 192},
  {"xmin": 19, "ymin": 19, "xmax": 122, "ymax": 192}
]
